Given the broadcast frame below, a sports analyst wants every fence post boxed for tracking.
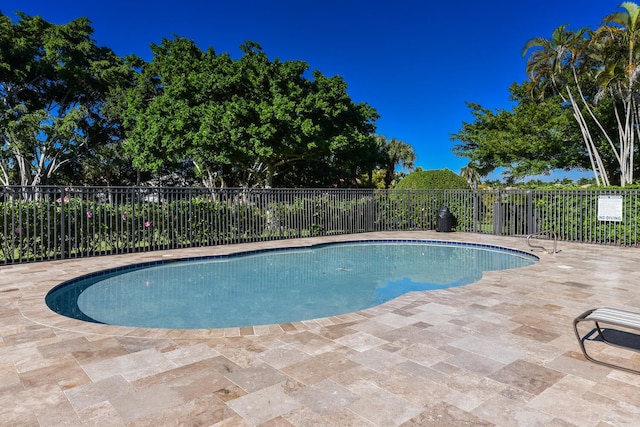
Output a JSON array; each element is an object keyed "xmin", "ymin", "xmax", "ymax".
[
  {"xmin": 526, "ymin": 190, "xmax": 534, "ymax": 235},
  {"xmin": 492, "ymin": 190, "xmax": 502, "ymax": 235},
  {"xmin": 60, "ymin": 188, "xmax": 66, "ymax": 260},
  {"xmin": 473, "ymin": 190, "xmax": 479, "ymax": 233}
]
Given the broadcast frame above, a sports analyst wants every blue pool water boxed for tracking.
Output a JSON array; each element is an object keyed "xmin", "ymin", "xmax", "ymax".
[{"xmin": 46, "ymin": 241, "xmax": 537, "ymax": 329}]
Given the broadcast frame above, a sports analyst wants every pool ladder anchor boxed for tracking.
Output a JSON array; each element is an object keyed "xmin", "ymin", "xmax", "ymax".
[{"xmin": 526, "ymin": 229, "xmax": 559, "ymax": 254}]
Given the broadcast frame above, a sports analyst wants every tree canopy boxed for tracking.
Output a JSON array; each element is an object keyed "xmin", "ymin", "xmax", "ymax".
[
  {"xmin": 1, "ymin": 12, "xmax": 392, "ymax": 189},
  {"xmin": 0, "ymin": 11, "xmax": 133, "ymax": 187},
  {"xmin": 122, "ymin": 38, "xmax": 380, "ymax": 188},
  {"xmin": 451, "ymin": 82, "xmax": 591, "ymax": 183}
]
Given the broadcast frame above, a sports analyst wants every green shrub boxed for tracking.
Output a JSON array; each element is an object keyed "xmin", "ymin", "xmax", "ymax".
[{"xmin": 395, "ymin": 169, "xmax": 468, "ymax": 190}]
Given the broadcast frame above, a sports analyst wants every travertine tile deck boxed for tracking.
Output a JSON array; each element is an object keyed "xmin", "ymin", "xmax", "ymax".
[{"xmin": 2, "ymin": 231, "xmax": 640, "ymax": 426}]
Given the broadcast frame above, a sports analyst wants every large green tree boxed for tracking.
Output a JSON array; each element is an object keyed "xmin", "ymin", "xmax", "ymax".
[
  {"xmin": 124, "ymin": 38, "xmax": 379, "ymax": 188},
  {"xmin": 451, "ymin": 82, "xmax": 589, "ymax": 181},
  {"xmin": 0, "ymin": 12, "xmax": 130, "ymax": 187},
  {"xmin": 122, "ymin": 37, "xmax": 227, "ymax": 187}
]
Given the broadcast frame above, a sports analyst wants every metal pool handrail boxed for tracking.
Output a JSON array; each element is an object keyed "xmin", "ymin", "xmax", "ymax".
[{"xmin": 527, "ymin": 229, "xmax": 558, "ymax": 254}]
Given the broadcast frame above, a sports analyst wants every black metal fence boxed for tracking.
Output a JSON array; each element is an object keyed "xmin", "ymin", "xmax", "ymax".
[{"xmin": 1, "ymin": 186, "xmax": 636, "ymax": 264}]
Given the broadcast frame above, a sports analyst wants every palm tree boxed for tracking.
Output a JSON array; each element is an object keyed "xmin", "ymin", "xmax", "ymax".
[
  {"xmin": 375, "ymin": 136, "xmax": 416, "ymax": 189},
  {"xmin": 591, "ymin": 1, "xmax": 640, "ymax": 186},
  {"xmin": 523, "ymin": 2, "xmax": 640, "ymax": 187},
  {"xmin": 460, "ymin": 162, "xmax": 481, "ymax": 190},
  {"xmin": 523, "ymin": 25, "xmax": 611, "ymax": 186}
]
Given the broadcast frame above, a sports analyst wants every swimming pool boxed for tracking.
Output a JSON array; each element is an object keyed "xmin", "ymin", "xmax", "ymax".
[{"xmin": 45, "ymin": 240, "xmax": 537, "ymax": 329}]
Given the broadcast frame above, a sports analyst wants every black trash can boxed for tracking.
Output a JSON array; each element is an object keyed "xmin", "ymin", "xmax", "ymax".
[{"xmin": 436, "ymin": 205, "xmax": 454, "ymax": 232}]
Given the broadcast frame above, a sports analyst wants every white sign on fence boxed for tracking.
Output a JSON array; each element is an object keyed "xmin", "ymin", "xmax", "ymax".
[{"xmin": 598, "ymin": 195, "xmax": 623, "ymax": 222}]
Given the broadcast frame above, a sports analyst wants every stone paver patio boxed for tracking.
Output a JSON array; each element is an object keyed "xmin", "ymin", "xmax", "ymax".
[{"xmin": 2, "ymin": 231, "xmax": 640, "ymax": 426}]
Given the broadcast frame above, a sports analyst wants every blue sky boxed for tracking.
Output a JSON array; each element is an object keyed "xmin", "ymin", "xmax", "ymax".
[{"xmin": 4, "ymin": 1, "xmax": 624, "ymax": 178}]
